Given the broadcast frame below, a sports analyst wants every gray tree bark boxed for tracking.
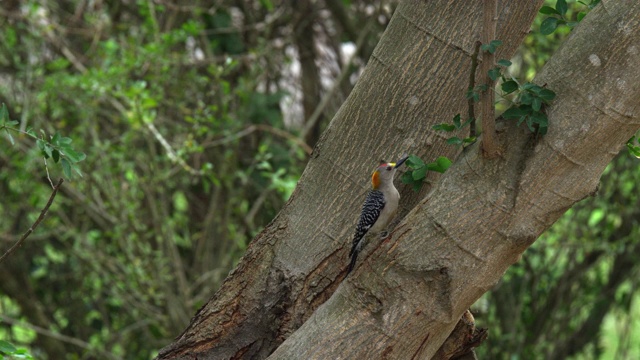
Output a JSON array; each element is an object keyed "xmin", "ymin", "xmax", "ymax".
[{"xmin": 158, "ymin": 0, "xmax": 640, "ymax": 358}]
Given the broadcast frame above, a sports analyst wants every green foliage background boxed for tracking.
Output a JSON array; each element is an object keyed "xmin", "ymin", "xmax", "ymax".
[
  {"xmin": 0, "ymin": 1, "xmax": 637, "ymax": 359},
  {"xmin": 0, "ymin": 1, "xmax": 309, "ymax": 358}
]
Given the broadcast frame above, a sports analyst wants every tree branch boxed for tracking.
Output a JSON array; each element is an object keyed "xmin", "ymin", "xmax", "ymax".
[
  {"xmin": 207, "ymin": 124, "xmax": 312, "ymax": 155},
  {"xmin": 0, "ymin": 178, "xmax": 63, "ymax": 264}
]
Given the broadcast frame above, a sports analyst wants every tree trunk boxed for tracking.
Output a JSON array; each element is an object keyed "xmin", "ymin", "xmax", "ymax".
[{"xmin": 158, "ymin": 0, "xmax": 640, "ymax": 358}]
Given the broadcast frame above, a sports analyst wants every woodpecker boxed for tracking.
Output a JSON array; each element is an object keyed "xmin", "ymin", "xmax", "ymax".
[{"xmin": 347, "ymin": 155, "xmax": 408, "ymax": 274}]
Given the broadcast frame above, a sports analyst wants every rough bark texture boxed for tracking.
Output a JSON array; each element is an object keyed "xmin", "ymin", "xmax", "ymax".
[
  {"xmin": 480, "ymin": 0, "xmax": 500, "ymax": 158},
  {"xmin": 158, "ymin": 0, "xmax": 640, "ymax": 359}
]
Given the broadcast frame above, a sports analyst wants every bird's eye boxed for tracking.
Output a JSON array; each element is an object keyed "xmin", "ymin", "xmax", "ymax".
[{"xmin": 386, "ymin": 166, "xmax": 392, "ymax": 171}]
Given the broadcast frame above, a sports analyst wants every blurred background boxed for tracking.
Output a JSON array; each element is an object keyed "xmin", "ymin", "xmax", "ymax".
[{"xmin": 0, "ymin": 0, "xmax": 637, "ymax": 359}]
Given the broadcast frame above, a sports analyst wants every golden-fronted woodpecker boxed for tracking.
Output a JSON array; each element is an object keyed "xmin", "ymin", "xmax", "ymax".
[{"xmin": 347, "ymin": 155, "xmax": 408, "ymax": 274}]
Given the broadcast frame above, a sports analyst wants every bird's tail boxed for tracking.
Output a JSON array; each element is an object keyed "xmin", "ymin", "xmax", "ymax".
[
  {"xmin": 347, "ymin": 250, "xmax": 358, "ymax": 274},
  {"xmin": 347, "ymin": 238, "xmax": 362, "ymax": 274}
]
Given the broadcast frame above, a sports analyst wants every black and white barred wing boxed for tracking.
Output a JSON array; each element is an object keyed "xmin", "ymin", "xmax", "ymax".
[{"xmin": 349, "ymin": 190, "xmax": 385, "ymax": 257}]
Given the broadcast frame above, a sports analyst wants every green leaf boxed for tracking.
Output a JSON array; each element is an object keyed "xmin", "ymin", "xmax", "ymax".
[
  {"xmin": 488, "ymin": 67, "xmax": 501, "ymax": 81},
  {"xmin": 43, "ymin": 144, "xmax": 53, "ymax": 159},
  {"xmin": 3, "ymin": 128, "xmax": 15, "ymax": 145},
  {"xmin": 73, "ymin": 164, "xmax": 84, "ymax": 177},
  {"xmin": 539, "ymin": 5, "xmax": 560, "ymax": 15},
  {"xmin": 556, "ymin": 0, "xmax": 568, "ymax": 16},
  {"xmin": 426, "ymin": 157, "xmax": 451, "ymax": 174},
  {"xmin": 453, "ymin": 114, "xmax": 461, "ymax": 129},
  {"xmin": 433, "ymin": 123, "xmax": 456, "ymax": 132},
  {"xmin": 59, "ymin": 137, "xmax": 73, "ymax": 145},
  {"xmin": 627, "ymin": 143, "xmax": 640, "ymax": 158},
  {"xmin": 532, "ymin": 97, "xmax": 542, "ymax": 112},
  {"xmin": 466, "ymin": 89, "xmax": 480, "ymax": 102},
  {"xmin": 463, "ymin": 137, "xmax": 477, "ymax": 144},
  {"xmin": 531, "ymin": 111, "xmax": 548, "ymax": 126},
  {"xmin": 539, "ymin": 88, "xmax": 557, "ymax": 102},
  {"xmin": 526, "ymin": 118, "xmax": 535, "ymax": 132},
  {"xmin": 436, "ymin": 156, "xmax": 452, "ymax": 171},
  {"xmin": 626, "ymin": 135, "xmax": 636, "ymax": 145},
  {"xmin": 259, "ymin": 0, "xmax": 274, "ymax": 11},
  {"xmin": 141, "ymin": 97, "xmax": 158, "ymax": 109},
  {"xmin": 538, "ymin": 123, "xmax": 548, "ymax": 135},
  {"xmin": 588, "ymin": 0, "xmax": 601, "ymax": 10},
  {"xmin": 426, "ymin": 162, "xmax": 439, "ymax": 172},
  {"xmin": 517, "ymin": 116, "xmax": 527, "ymax": 127},
  {"xmin": 497, "ymin": 59, "xmax": 512, "ymax": 67},
  {"xmin": 481, "ymin": 40, "xmax": 502, "ymax": 54},
  {"xmin": 401, "ymin": 172, "xmax": 415, "ymax": 184},
  {"xmin": 520, "ymin": 92, "xmax": 534, "ymax": 105},
  {"xmin": 412, "ymin": 166, "xmax": 428, "ymax": 180},
  {"xmin": 407, "ymin": 155, "xmax": 425, "ymax": 168},
  {"xmin": 577, "ymin": 12, "xmax": 587, "ymax": 22},
  {"xmin": 540, "ymin": 17, "xmax": 559, "ymax": 35},
  {"xmin": 524, "ymin": 83, "xmax": 542, "ymax": 93},
  {"xmin": 588, "ymin": 209, "xmax": 605, "ymax": 227},
  {"xmin": 62, "ymin": 148, "xmax": 87, "ymax": 163},
  {"xmin": 51, "ymin": 132, "xmax": 61, "ymax": 146},
  {"xmin": 52, "ymin": 149, "xmax": 60, "ymax": 163},
  {"xmin": 501, "ymin": 80, "xmax": 519, "ymax": 94},
  {"xmin": 502, "ymin": 106, "xmax": 530, "ymax": 119},
  {"xmin": 446, "ymin": 137, "xmax": 463, "ymax": 146},
  {"xmin": 0, "ymin": 340, "xmax": 17, "ymax": 353},
  {"xmin": 61, "ymin": 158, "xmax": 72, "ymax": 178},
  {"xmin": 0, "ymin": 103, "xmax": 9, "ymax": 122},
  {"xmin": 529, "ymin": 111, "xmax": 549, "ymax": 135},
  {"xmin": 173, "ymin": 191, "xmax": 189, "ymax": 212}
]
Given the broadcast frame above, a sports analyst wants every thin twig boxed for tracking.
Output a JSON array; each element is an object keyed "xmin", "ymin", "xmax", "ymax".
[
  {"xmin": 145, "ymin": 121, "xmax": 204, "ymax": 176},
  {"xmin": 468, "ymin": 41, "xmax": 482, "ymax": 138},
  {"xmin": 207, "ymin": 124, "xmax": 313, "ymax": 154},
  {"xmin": 44, "ymin": 157, "xmax": 54, "ymax": 188},
  {"xmin": 0, "ymin": 178, "xmax": 63, "ymax": 264}
]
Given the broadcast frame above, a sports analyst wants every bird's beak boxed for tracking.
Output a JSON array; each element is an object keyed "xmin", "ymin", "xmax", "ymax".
[{"xmin": 394, "ymin": 154, "xmax": 409, "ymax": 168}]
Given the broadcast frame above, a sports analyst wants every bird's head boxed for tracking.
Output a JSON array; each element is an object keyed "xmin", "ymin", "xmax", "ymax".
[{"xmin": 371, "ymin": 154, "xmax": 408, "ymax": 189}]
